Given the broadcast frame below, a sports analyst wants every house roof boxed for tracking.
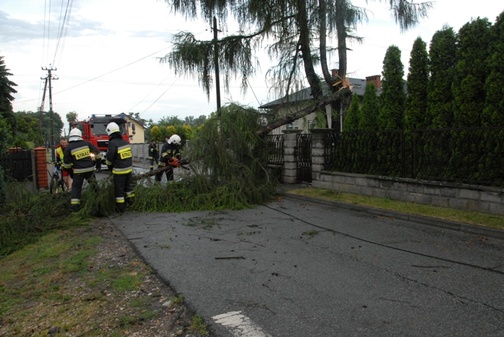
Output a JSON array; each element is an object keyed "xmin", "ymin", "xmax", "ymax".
[{"xmin": 259, "ymin": 77, "xmax": 379, "ymax": 109}]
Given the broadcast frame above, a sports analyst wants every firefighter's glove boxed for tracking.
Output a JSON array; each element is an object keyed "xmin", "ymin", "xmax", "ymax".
[
  {"xmin": 107, "ymin": 165, "xmax": 113, "ymax": 172},
  {"xmin": 95, "ymin": 161, "xmax": 101, "ymax": 172}
]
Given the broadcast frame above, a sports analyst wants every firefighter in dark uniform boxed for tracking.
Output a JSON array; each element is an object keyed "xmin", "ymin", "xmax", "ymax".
[
  {"xmin": 63, "ymin": 128, "xmax": 102, "ymax": 212},
  {"xmin": 105, "ymin": 122, "xmax": 135, "ymax": 213},
  {"xmin": 147, "ymin": 139, "xmax": 159, "ymax": 171},
  {"xmin": 155, "ymin": 134, "xmax": 182, "ymax": 182}
]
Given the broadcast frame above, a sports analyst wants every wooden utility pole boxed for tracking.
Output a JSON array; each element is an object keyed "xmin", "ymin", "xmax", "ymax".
[
  {"xmin": 212, "ymin": 16, "xmax": 221, "ymax": 117},
  {"xmin": 41, "ymin": 66, "xmax": 57, "ymax": 161}
]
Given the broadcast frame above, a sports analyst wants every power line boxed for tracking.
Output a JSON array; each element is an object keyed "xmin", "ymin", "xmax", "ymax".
[
  {"xmin": 139, "ymin": 75, "xmax": 181, "ymax": 116},
  {"xmin": 53, "ymin": 46, "xmax": 171, "ymax": 95},
  {"xmin": 51, "ymin": 0, "xmax": 73, "ymax": 67},
  {"xmin": 126, "ymin": 73, "xmax": 171, "ymax": 112}
]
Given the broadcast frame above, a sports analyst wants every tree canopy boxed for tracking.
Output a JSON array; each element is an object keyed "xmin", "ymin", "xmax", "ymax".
[{"xmin": 161, "ymin": 0, "xmax": 432, "ymax": 129}]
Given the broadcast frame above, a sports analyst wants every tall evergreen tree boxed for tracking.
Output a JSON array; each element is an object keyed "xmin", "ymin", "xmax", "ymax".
[
  {"xmin": 452, "ymin": 17, "xmax": 492, "ymax": 127},
  {"xmin": 404, "ymin": 37, "xmax": 429, "ymax": 131},
  {"xmin": 427, "ymin": 26, "xmax": 457, "ymax": 129},
  {"xmin": 359, "ymin": 82, "xmax": 379, "ymax": 131},
  {"xmin": 344, "ymin": 94, "xmax": 361, "ymax": 131},
  {"xmin": 378, "ymin": 45, "xmax": 405, "ymax": 130},
  {"xmin": 0, "ymin": 55, "xmax": 17, "ymax": 141},
  {"xmin": 483, "ymin": 11, "xmax": 504, "ymax": 127}
]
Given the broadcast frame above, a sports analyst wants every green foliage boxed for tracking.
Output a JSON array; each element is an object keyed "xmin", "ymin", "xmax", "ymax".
[
  {"xmin": 404, "ymin": 37, "xmax": 429, "ymax": 131},
  {"xmin": 0, "ymin": 55, "xmax": 17, "ymax": 121},
  {"xmin": 483, "ymin": 11, "xmax": 504, "ymax": 127},
  {"xmin": 452, "ymin": 17, "xmax": 492, "ymax": 127},
  {"xmin": 379, "ymin": 45, "xmax": 405, "ymax": 130},
  {"xmin": 161, "ymin": 0, "xmax": 430, "ymax": 129},
  {"xmin": 135, "ymin": 104, "xmax": 277, "ymax": 212},
  {"xmin": 0, "ymin": 166, "xmax": 5, "ymax": 206},
  {"xmin": 344, "ymin": 94, "xmax": 361, "ymax": 131},
  {"xmin": 359, "ymin": 83, "xmax": 379, "ymax": 131},
  {"xmin": 149, "ymin": 125, "xmax": 163, "ymax": 142},
  {"xmin": 0, "ymin": 183, "xmax": 79, "ymax": 257},
  {"xmin": 427, "ymin": 26, "xmax": 457, "ymax": 128}
]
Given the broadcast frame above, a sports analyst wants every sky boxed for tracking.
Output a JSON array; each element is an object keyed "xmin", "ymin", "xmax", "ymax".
[{"xmin": 1, "ymin": 0, "xmax": 502, "ymax": 128}]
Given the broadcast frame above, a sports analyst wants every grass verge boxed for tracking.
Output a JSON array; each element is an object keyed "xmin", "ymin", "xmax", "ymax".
[
  {"xmin": 0, "ymin": 219, "xmax": 209, "ymax": 337},
  {"xmin": 287, "ymin": 187, "xmax": 504, "ymax": 231}
]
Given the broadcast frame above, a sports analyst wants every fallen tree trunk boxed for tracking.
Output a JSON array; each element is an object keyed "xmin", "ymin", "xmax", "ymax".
[{"xmin": 256, "ymin": 87, "xmax": 352, "ymax": 136}]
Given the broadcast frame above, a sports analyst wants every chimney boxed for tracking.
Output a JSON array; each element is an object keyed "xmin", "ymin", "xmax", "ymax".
[{"xmin": 365, "ymin": 75, "xmax": 381, "ymax": 90}]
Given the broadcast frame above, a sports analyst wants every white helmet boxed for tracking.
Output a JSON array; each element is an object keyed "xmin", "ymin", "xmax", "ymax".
[
  {"xmin": 168, "ymin": 134, "xmax": 181, "ymax": 145},
  {"xmin": 106, "ymin": 122, "xmax": 120, "ymax": 136},
  {"xmin": 69, "ymin": 128, "xmax": 82, "ymax": 141}
]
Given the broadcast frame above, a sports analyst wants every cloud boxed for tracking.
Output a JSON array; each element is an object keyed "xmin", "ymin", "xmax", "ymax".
[{"xmin": 0, "ymin": 10, "xmax": 44, "ymax": 42}]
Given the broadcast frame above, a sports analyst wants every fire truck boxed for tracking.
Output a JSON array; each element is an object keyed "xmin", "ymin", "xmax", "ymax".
[{"xmin": 69, "ymin": 113, "xmax": 134, "ymax": 164}]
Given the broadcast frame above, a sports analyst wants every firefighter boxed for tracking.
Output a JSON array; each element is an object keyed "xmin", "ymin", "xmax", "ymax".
[
  {"xmin": 55, "ymin": 136, "xmax": 72, "ymax": 190},
  {"xmin": 105, "ymin": 122, "xmax": 135, "ymax": 213},
  {"xmin": 155, "ymin": 134, "xmax": 182, "ymax": 182},
  {"xmin": 63, "ymin": 128, "xmax": 102, "ymax": 212},
  {"xmin": 147, "ymin": 139, "xmax": 159, "ymax": 171}
]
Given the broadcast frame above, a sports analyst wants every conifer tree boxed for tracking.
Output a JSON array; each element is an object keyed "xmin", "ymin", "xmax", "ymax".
[
  {"xmin": 344, "ymin": 94, "xmax": 361, "ymax": 131},
  {"xmin": 452, "ymin": 18, "xmax": 492, "ymax": 127},
  {"xmin": 0, "ymin": 55, "xmax": 17, "ymax": 147},
  {"xmin": 427, "ymin": 26, "xmax": 457, "ymax": 129},
  {"xmin": 404, "ymin": 37, "xmax": 429, "ymax": 131},
  {"xmin": 483, "ymin": 11, "xmax": 504, "ymax": 127},
  {"xmin": 378, "ymin": 45, "xmax": 405, "ymax": 130},
  {"xmin": 359, "ymin": 83, "xmax": 379, "ymax": 131}
]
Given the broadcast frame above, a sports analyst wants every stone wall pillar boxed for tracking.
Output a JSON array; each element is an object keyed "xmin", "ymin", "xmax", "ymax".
[
  {"xmin": 310, "ymin": 128, "xmax": 332, "ymax": 182},
  {"xmin": 281, "ymin": 129, "xmax": 302, "ymax": 183}
]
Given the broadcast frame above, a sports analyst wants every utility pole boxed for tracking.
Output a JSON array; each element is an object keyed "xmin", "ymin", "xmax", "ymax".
[
  {"xmin": 212, "ymin": 16, "xmax": 221, "ymax": 118},
  {"xmin": 41, "ymin": 66, "xmax": 58, "ymax": 161}
]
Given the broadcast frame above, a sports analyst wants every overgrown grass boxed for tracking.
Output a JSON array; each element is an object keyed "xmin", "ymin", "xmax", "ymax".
[
  {"xmin": 0, "ymin": 224, "xmax": 196, "ymax": 336},
  {"xmin": 289, "ymin": 187, "xmax": 504, "ymax": 230}
]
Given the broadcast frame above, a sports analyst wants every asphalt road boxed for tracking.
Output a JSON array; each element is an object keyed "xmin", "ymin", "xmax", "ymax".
[{"xmin": 111, "ymin": 195, "xmax": 504, "ymax": 337}]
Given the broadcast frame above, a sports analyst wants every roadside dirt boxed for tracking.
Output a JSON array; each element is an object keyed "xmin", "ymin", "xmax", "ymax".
[{"xmin": 0, "ymin": 218, "xmax": 209, "ymax": 337}]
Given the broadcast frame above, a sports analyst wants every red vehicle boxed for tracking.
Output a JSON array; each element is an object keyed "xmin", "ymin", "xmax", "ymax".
[{"xmin": 70, "ymin": 113, "xmax": 134, "ymax": 164}]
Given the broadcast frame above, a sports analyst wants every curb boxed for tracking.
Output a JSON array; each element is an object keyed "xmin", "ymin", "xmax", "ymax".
[{"xmin": 283, "ymin": 192, "xmax": 504, "ymax": 241}]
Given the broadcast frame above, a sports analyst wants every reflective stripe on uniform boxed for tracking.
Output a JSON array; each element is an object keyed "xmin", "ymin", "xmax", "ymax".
[
  {"xmin": 112, "ymin": 166, "xmax": 133, "ymax": 174},
  {"xmin": 73, "ymin": 166, "xmax": 96, "ymax": 174}
]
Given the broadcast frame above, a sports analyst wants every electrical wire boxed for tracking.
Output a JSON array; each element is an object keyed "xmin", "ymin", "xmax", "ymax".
[
  {"xmin": 139, "ymin": 75, "xmax": 181, "ymax": 116},
  {"xmin": 126, "ymin": 73, "xmax": 172, "ymax": 112},
  {"xmin": 53, "ymin": 46, "xmax": 171, "ymax": 95},
  {"xmin": 52, "ymin": 0, "xmax": 73, "ymax": 68},
  {"xmin": 265, "ymin": 202, "xmax": 504, "ymax": 276}
]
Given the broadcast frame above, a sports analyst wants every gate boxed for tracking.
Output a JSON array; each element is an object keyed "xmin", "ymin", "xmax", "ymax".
[
  {"xmin": 295, "ymin": 134, "xmax": 312, "ymax": 183},
  {"xmin": 1, "ymin": 149, "xmax": 34, "ymax": 181}
]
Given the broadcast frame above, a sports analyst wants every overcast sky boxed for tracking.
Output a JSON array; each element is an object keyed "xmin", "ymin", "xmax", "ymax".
[{"xmin": 1, "ymin": 0, "xmax": 502, "ymax": 127}]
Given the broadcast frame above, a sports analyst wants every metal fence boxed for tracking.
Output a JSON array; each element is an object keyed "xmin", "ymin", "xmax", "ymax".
[
  {"xmin": 296, "ymin": 133, "xmax": 312, "ymax": 183},
  {"xmin": 267, "ymin": 134, "xmax": 284, "ymax": 166},
  {"xmin": 0, "ymin": 150, "xmax": 34, "ymax": 182},
  {"xmin": 324, "ymin": 128, "xmax": 504, "ymax": 187}
]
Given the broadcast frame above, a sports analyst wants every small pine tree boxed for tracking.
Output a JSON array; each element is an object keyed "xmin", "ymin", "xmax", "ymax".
[
  {"xmin": 344, "ymin": 94, "xmax": 361, "ymax": 131},
  {"xmin": 359, "ymin": 83, "xmax": 379, "ymax": 131},
  {"xmin": 427, "ymin": 26, "xmax": 457, "ymax": 129},
  {"xmin": 483, "ymin": 11, "xmax": 504, "ymax": 127},
  {"xmin": 452, "ymin": 18, "xmax": 492, "ymax": 128},
  {"xmin": 404, "ymin": 37, "xmax": 429, "ymax": 131},
  {"xmin": 378, "ymin": 45, "xmax": 406, "ymax": 130}
]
